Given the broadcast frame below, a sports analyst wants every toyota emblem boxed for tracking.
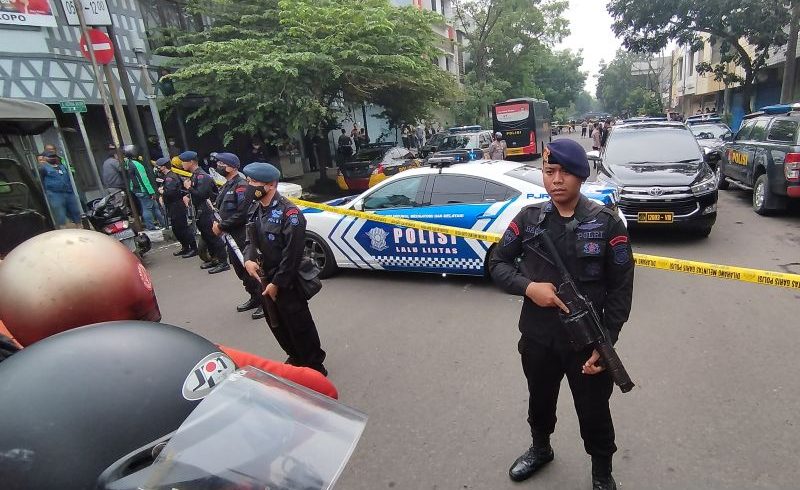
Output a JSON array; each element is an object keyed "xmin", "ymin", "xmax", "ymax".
[{"xmin": 648, "ymin": 187, "xmax": 664, "ymax": 197}]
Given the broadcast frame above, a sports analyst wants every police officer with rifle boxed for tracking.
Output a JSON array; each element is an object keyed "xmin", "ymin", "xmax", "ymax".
[
  {"xmin": 241, "ymin": 162, "xmax": 327, "ymax": 376},
  {"xmin": 490, "ymin": 139, "xmax": 635, "ymax": 490},
  {"xmin": 209, "ymin": 152, "xmax": 265, "ymax": 319}
]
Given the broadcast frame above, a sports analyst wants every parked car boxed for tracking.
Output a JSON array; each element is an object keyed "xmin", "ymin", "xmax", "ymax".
[
  {"xmin": 336, "ymin": 143, "xmax": 422, "ymax": 191},
  {"xmin": 433, "ymin": 129, "xmax": 494, "ymax": 160},
  {"xmin": 685, "ymin": 113, "xmax": 722, "ymax": 126},
  {"xmin": 688, "ymin": 122, "xmax": 732, "ymax": 187},
  {"xmin": 719, "ymin": 103, "xmax": 800, "ymax": 214},
  {"xmin": 302, "ymin": 157, "xmax": 618, "ymax": 278},
  {"xmin": 588, "ymin": 121, "xmax": 719, "ymax": 237},
  {"xmin": 419, "ymin": 132, "xmax": 447, "ymax": 158}
]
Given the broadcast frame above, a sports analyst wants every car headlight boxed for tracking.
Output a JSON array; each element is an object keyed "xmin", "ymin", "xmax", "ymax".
[{"xmin": 691, "ymin": 170, "xmax": 716, "ymax": 196}]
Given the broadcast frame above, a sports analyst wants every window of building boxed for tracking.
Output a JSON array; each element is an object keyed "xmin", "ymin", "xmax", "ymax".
[
  {"xmin": 445, "ymin": 55, "xmax": 450, "ymax": 72},
  {"xmin": 677, "ymin": 58, "xmax": 683, "ymax": 79},
  {"xmin": 431, "ymin": 0, "xmax": 437, "ymax": 12},
  {"xmin": 688, "ymin": 52, "xmax": 694, "ymax": 76}
]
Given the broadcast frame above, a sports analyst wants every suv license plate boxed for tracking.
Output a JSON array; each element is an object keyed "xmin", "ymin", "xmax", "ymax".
[
  {"xmin": 638, "ymin": 212, "xmax": 674, "ymax": 223},
  {"xmin": 113, "ymin": 228, "xmax": 136, "ymax": 240}
]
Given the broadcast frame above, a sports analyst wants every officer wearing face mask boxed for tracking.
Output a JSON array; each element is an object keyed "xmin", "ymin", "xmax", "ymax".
[{"xmin": 210, "ymin": 152, "xmax": 264, "ymax": 319}]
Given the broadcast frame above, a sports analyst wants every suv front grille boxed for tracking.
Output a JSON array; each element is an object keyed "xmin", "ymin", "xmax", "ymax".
[{"xmin": 619, "ymin": 197, "xmax": 699, "ymax": 216}]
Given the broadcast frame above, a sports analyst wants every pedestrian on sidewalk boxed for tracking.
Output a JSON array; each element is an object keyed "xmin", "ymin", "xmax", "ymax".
[
  {"xmin": 38, "ymin": 152, "xmax": 82, "ymax": 229},
  {"xmin": 591, "ymin": 123, "xmax": 602, "ymax": 151},
  {"xmin": 581, "ymin": 120, "xmax": 588, "ymax": 138},
  {"xmin": 102, "ymin": 144, "xmax": 125, "ymax": 193},
  {"xmin": 123, "ymin": 145, "xmax": 165, "ymax": 231}
]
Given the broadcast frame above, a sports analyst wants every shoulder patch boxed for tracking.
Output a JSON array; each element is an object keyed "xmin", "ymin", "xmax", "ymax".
[
  {"xmin": 610, "ymin": 235, "xmax": 628, "ymax": 246},
  {"xmin": 285, "ymin": 208, "xmax": 300, "ymax": 217}
]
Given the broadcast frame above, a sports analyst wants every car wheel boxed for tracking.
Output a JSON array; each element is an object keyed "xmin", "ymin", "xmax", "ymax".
[
  {"xmin": 752, "ymin": 173, "xmax": 781, "ymax": 215},
  {"xmin": 716, "ymin": 167, "xmax": 729, "ymax": 190},
  {"xmin": 304, "ymin": 232, "xmax": 337, "ymax": 279}
]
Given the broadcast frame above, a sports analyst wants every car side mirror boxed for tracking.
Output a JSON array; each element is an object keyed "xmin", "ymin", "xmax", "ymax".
[
  {"xmin": 586, "ymin": 150, "xmax": 601, "ymax": 161},
  {"xmin": 706, "ymin": 151, "xmax": 721, "ymax": 164},
  {"xmin": 722, "ymin": 133, "xmax": 733, "ymax": 142},
  {"xmin": 353, "ymin": 200, "xmax": 364, "ymax": 212}
]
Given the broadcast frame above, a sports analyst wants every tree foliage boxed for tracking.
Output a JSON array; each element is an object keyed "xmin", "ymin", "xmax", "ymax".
[
  {"xmin": 607, "ymin": 0, "xmax": 794, "ymax": 112},
  {"xmin": 596, "ymin": 50, "xmax": 665, "ymax": 116},
  {"xmin": 453, "ymin": 0, "xmax": 585, "ymax": 124},
  {"xmin": 158, "ymin": 0, "xmax": 457, "ymax": 143}
]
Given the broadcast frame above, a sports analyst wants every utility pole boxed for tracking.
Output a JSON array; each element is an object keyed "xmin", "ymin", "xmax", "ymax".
[
  {"xmin": 133, "ymin": 44, "xmax": 169, "ymax": 159},
  {"xmin": 107, "ymin": 24, "xmax": 153, "ymax": 180},
  {"xmin": 73, "ymin": 0, "xmax": 142, "ymax": 229},
  {"xmin": 780, "ymin": 0, "xmax": 800, "ymax": 103}
]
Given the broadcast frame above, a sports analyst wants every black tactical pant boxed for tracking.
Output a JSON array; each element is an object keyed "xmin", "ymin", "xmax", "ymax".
[
  {"xmin": 166, "ymin": 201, "xmax": 196, "ymax": 251},
  {"xmin": 519, "ymin": 336, "xmax": 616, "ymax": 457},
  {"xmin": 196, "ymin": 209, "xmax": 227, "ymax": 265},
  {"xmin": 265, "ymin": 283, "xmax": 326, "ymax": 371},
  {"xmin": 228, "ymin": 234, "xmax": 261, "ymax": 301}
]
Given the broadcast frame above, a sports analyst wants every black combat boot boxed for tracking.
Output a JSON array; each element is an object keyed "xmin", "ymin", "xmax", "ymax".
[
  {"xmin": 173, "ymin": 248, "xmax": 189, "ymax": 256},
  {"xmin": 591, "ymin": 456, "xmax": 617, "ymax": 490},
  {"xmin": 251, "ymin": 307, "xmax": 265, "ymax": 320},
  {"xmin": 236, "ymin": 297, "xmax": 260, "ymax": 312},
  {"xmin": 508, "ymin": 438, "xmax": 554, "ymax": 482}
]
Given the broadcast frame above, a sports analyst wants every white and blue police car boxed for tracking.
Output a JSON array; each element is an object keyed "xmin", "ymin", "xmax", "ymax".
[{"xmin": 302, "ymin": 154, "xmax": 620, "ymax": 278}]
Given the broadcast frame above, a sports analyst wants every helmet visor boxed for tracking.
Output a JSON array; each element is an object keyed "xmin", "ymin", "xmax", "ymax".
[{"xmin": 111, "ymin": 366, "xmax": 367, "ymax": 489}]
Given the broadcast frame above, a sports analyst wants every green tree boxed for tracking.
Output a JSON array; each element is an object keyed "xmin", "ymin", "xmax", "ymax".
[
  {"xmin": 607, "ymin": 0, "xmax": 794, "ymax": 113},
  {"xmin": 453, "ymin": 0, "xmax": 580, "ymax": 124},
  {"xmin": 159, "ymin": 0, "xmax": 456, "ymax": 145}
]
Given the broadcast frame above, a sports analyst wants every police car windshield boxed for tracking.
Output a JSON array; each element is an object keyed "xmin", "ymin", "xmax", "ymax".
[
  {"xmin": 439, "ymin": 135, "xmax": 477, "ymax": 150},
  {"xmin": 604, "ymin": 127, "xmax": 702, "ymax": 164},
  {"xmin": 505, "ymin": 165, "xmax": 545, "ymax": 186},
  {"xmin": 689, "ymin": 124, "xmax": 730, "ymax": 139}
]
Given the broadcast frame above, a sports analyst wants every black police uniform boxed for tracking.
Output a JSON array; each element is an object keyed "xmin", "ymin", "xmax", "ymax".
[
  {"xmin": 214, "ymin": 172, "xmax": 260, "ymax": 301},
  {"xmin": 188, "ymin": 167, "xmax": 228, "ymax": 266},
  {"xmin": 162, "ymin": 170, "xmax": 197, "ymax": 253},
  {"xmin": 244, "ymin": 193, "xmax": 326, "ymax": 374},
  {"xmin": 490, "ymin": 195, "xmax": 634, "ymax": 471}
]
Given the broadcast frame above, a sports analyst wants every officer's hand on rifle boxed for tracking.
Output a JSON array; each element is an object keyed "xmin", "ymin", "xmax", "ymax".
[
  {"xmin": 525, "ymin": 281, "xmax": 570, "ymax": 314},
  {"xmin": 582, "ymin": 349, "xmax": 605, "ymax": 375},
  {"xmin": 183, "ymin": 179, "xmax": 191, "ymax": 190},
  {"xmin": 244, "ymin": 260, "xmax": 261, "ymax": 280},
  {"xmin": 263, "ymin": 283, "xmax": 278, "ymax": 301},
  {"xmin": 211, "ymin": 221, "xmax": 222, "ymax": 236},
  {"xmin": 182, "ymin": 196, "xmax": 190, "ymax": 206}
]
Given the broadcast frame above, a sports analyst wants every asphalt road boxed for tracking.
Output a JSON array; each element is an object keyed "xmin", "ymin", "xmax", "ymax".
[{"xmin": 147, "ymin": 133, "xmax": 800, "ymax": 489}]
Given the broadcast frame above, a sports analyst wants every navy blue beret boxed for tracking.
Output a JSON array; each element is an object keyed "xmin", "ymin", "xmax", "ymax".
[
  {"xmin": 242, "ymin": 162, "xmax": 281, "ymax": 183},
  {"xmin": 179, "ymin": 150, "xmax": 198, "ymax": 162},
  {"xmin": 215, "ymin": 152, "xmax": 240, "ymax": 168},
  {"xmin": 155, "ymin": 157, "xmax": 171, "ymax": 167},
  {"xmin": 544, "ymin": 139, "xmax": 589, "ymax": 179}
]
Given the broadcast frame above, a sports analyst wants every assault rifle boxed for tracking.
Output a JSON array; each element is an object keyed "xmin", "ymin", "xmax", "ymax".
[{"xmin": 540, "ymin": 230, "xmax": 635, "ymax": 393}]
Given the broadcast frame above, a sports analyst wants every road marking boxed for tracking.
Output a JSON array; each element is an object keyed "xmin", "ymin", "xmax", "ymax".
[{"xmin": 291, "ymin": 198, "xmax": 800, "ymax": 290}]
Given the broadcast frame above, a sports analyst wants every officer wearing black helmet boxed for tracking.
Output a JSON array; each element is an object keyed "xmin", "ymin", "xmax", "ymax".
[
  {"xmin": 179, "ymin": 150, "xmax": 229, "ymax": 271},
  {"xmin": 490, "ymin": 139, "xmax": 634, "ymax": 490},
  {"xmin": 210, "ymin": 152, "xmax": 264, "ymax": 318},
  {"xmin": 155, "ymin": 157, "xmax": 197, "ymax": 257},
  {"xmin": 241, "ymin": 162, "xmax": 327, "ymax": 376}
]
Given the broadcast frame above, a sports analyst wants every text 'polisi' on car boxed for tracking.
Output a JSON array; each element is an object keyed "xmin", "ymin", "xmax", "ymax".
[{"xmin": 587, "ymin": 121, "xmax": 719, "ymax": 237}]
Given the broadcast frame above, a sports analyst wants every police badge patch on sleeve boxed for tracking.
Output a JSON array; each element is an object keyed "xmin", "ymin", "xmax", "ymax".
[
  {"xmin": 503, "ymin": 221, "xmax": 520, "ymax": 245},
  {"xmin": 610, "ymin": 235, "xmax": 630, "ymax": 264}
]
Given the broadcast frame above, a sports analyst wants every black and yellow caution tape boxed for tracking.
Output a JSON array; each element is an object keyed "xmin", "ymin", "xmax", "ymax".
[{"xmin": 290, "ymin": 198, "xmax": 800, "ymax": 291}]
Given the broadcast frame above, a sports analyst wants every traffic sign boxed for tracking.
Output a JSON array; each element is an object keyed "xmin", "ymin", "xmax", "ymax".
[
  {"xmin": 79, "ymin": 28, "xmax": 114, "ymax": 65},
  {"xmin": 59, "ymin": 100, "xmax": 87, "ymax": 113},
  {"xmin": 60, "ymin": 0, "xmax": 112, "ymax": 26}
]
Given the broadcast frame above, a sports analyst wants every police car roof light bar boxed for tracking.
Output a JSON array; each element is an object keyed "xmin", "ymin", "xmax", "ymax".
[
  {"xmin": 427, "ymin": 149, "xmax": 473, "ymax": 168},
  {"xmin": 759, "ymin": 103, "xmax": 800, "ymax": 115}
]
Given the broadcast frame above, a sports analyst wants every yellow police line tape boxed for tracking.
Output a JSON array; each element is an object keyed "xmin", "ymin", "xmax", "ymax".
[{"xmin": 290, "ymin": 198, "xmax": 800, "ymax": 291}]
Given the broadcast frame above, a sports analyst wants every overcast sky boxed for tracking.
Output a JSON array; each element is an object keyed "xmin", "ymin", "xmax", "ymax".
[{"xmin": 555, "ymin": 0, "xmax": 622, "ymax": 96}]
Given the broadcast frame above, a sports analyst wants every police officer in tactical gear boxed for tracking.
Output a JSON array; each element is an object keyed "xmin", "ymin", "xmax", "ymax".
[
  {"xmin": 156, "ymin": 157, "xmax": 198, "ymax": 257},
  {"xmin": 242, "ymin": 162, "xmax": 327, "ymax": 376},
  {"xmin": 490, "ymin": 139, "xmax": 634, "ymax": 490},
  {"xmin": 210, "ymin": 152, "xmax": 264, "ymax": 318},
  {"xmin": 179, "ymin": 151, "xmax": 229, "ymax": 271}
]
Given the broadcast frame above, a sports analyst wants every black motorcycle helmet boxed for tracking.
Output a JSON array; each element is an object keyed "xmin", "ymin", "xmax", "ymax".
[
  {"xmin": 0, "ymin": 321, "xmax": 237, "ymax": 490},
  {"xmin": 122, "ymin": 144, "xmax": 137, "ymax": 159}
]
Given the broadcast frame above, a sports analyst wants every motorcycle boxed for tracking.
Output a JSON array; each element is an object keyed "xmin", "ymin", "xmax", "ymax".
[{"xmin": 86, "ymin": 190, "xmax": 151, "ymax": 256}]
